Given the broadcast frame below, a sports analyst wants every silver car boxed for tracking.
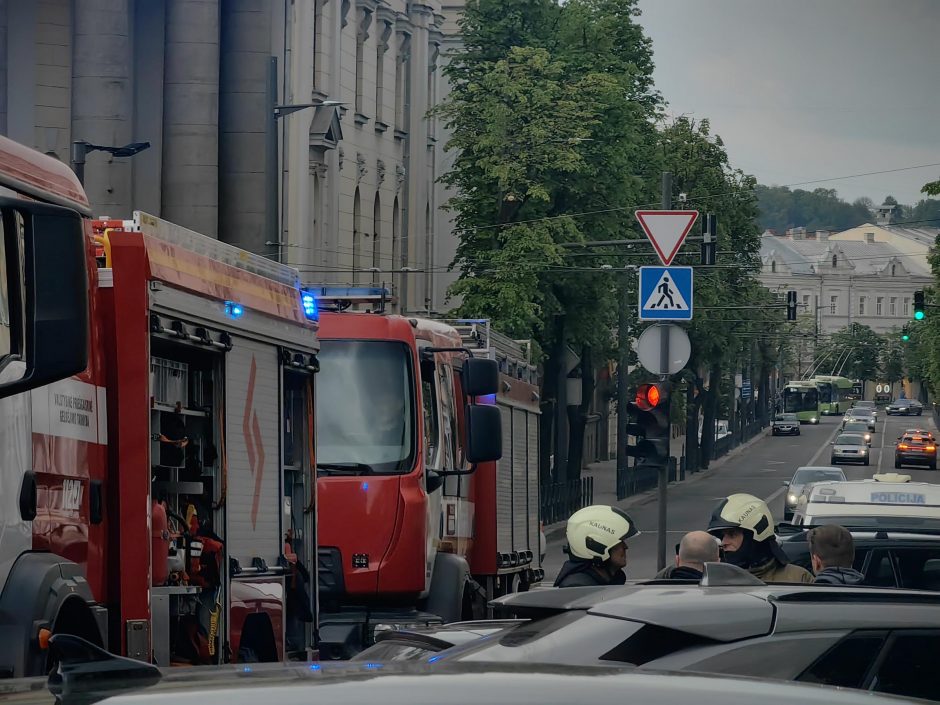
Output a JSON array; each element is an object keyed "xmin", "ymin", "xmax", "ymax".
[
  {"xmin": 782, "ymin": 466, "xmax": 845, "ymax": 520},
  {"xmin": 830, "ymin": 432, "xmax": 870, "ymax": 465}
]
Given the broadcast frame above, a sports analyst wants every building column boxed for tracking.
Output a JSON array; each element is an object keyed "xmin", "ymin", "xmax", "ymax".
[
  {"xmin": 162, "ymin": 0, "xmax": 220, "ymax": 236},
  {"xmin": 406, "ymin": 2, "xmax": 432, "ymax": 311},
  {"xmin": 72, "ymin": 0, "xmax": 133, "ymax": 216}
]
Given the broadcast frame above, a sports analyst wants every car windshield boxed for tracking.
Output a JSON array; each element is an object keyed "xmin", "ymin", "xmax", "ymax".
[
  {"xmin": 776, "ymin": 414, "xmax": 798, "ymax": 421},
  {"xmin": 793, "ymin": 469, "xmax": 844, "ymax": 484},
  {"xmin": 855, "ymin": 402, "xmax": 875, "ymax": 408},
  {"xmin": 893, "ymin": 399, "xmax": 912, "ymax": 406},
  {"xmin": 811, "ymin": 516, "xmax": 940, "ymax": 532},
  {"xmin": 316, "ymin": 340, "xmax": 416, "ymax": 474},
  {"xmin": 844, "ymin": 422, "xmax": 868, "ymax": 431},
  {"xmin": 836, "ymin": 434, "xmax": 865, "ymax": 445}
]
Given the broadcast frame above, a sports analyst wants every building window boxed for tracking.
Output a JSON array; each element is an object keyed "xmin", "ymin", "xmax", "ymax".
[
  {"xmin": 830, "ymin": 296, "xmax": 838, "ymax": 315},
  {"xmin": 375, "ymin": 19, "xmax": 393, "ymax": 127},
  {"xmin": 832, "ymin": 255, "xmax": 838, "ymax": 268},
  {"xmin": 355, "ymin": 6, "xmax": 374, "ymax": 119},
  {"xmin": 890, "ymin": 297, "xmax": 897, "ymax": 316},
  {"xmin": 858, "ymin": 296, "xmax": 866, "ymax": 316},
  {"xmin": 372, "ymin": 194, "xmax": 382, "ymax": 284},
  {"xmin": 891, "ymin": 264, "xmax": 897, "ymax": 276},
  {"xmin": 876, "ymin": 297, "xmax": 884, "ymax": 316},
  {"xmin": 395, "ymin": 32, "xmax": 411, "ymax": 132},
  {"xmin": 771, "ymin": 261, "xmax": 776, "ymax": 273},
  {"xmin": 802, "ymin": 294, "xmax": 810, "ymax": 310},
  {"xmin": 352, "ymin": 188, "xmax": 361, "ymax": 282},
  {"xmin": 904, "ymin": 297, "xmax": 911, "ymax": 315}
]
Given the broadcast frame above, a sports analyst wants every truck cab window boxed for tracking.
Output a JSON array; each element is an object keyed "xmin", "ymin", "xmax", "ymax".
[
  {"xmin": 0, "ymin": 210, "xmax": 24, "ymax": 360},
  {"xmin": 421, "ymin": 359, "xmax": 440, "ymax": 469}
]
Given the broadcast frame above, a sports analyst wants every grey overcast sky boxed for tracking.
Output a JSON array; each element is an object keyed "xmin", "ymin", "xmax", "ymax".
[{"xmin": 636, "ymin": 0, "xmax": 940, "ymax": 206}]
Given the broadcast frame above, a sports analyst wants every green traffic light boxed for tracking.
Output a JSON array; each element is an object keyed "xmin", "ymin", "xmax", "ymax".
[
  {"xmin": 902, "ymin": 334, "xmax": 910, "ymax": 341},
  {"xmin": 915, "ymin": 311, "xmax": 925, "ymax": 320}
]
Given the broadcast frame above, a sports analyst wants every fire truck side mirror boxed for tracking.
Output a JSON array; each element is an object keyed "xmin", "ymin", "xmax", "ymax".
[
  {"xmin": 0, "ymin": 198, "xmax": 88, "ymax": 399},
  {"xmin": 465, "ymin": 404, "xmax": 502, "ymax": 464},
  {"xmin": 462, "ymin": 357, "xmax": 498, "ymax": 398}
]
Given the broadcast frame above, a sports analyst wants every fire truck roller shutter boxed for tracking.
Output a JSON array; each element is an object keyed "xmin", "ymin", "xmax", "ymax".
[
  {"xmin": 424, "ymin": 551, "xmax": 470, "ymax": 624},
  {"xmin": 512, "ymin": 407, "xmax": 528, "ymax": 556},
  {"xmin": 527, "ymin": 411, "xmax": 540, "ymax": 569},
  {"xmin": 0, "ymin": 552, "xmax": 105, "ymax": 677},
  {"xmin": 225, "ymin": 338, "xmax": 282, "ymax": 570},
  {"xmin": 496, "ymin": 407, "xmax": 513, "ymax": 556}
]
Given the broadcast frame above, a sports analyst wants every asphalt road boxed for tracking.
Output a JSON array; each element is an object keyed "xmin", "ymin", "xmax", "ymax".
[{"xmin": 542, "ymin": 408, "xmax": 938, "ymax": 583}]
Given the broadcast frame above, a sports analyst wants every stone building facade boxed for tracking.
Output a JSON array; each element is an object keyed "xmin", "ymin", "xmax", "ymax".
[{"xmin": 0, "ymin": 0, "xmax": 461, "ymax": 312}]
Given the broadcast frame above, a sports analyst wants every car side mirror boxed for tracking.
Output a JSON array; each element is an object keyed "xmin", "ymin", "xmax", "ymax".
[
  {"xmin": 0, "ymin": 198, "xmax": 88, "ymax": 399},
  {"xmin": 466, "ymin": 403, "xmax": 502, "ymax": 463},
  {"xmin": 781, "ymin": 480, "xmax": 789, "ymax": 487},
  {"xmin": 426, "ymin": 469, "xmax": 444, "ymax": 494},
  {"xmin": 462, "ymin": 357, "xmax": 499, "ymax": 398}
]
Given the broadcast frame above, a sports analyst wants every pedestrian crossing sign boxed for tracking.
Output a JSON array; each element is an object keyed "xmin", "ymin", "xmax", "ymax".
[{"xmin": 639, "ymin": 266, "xmax": 693, "ymax": 320}]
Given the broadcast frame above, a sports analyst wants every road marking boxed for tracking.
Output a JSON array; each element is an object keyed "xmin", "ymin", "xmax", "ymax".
[
  {"xmin": 804, "ymin": 421, "xmax": 843, "ymax": 467},
  {"xmin": 765, "ymin": 485, "xmax": 788, "ymax": 504},
  {"xmin": 877, "ymin": 415, "xmax": 888, "ymax": 472},
  {"xmin": 766, "ymin": 461, "xmax": 786, "ymax": 465}
]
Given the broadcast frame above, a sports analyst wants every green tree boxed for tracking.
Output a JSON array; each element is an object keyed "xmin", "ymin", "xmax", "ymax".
[
  {"xmin": 881, "ymin": 338, "xmax": 905, "ymax": 384},
  {"xmin": 755, "ymin": 185, "xmax": 873, "ymax": 232},
  {"xmin": 815, "ymin": 324, "xmax": 882, "ymax": 382}
]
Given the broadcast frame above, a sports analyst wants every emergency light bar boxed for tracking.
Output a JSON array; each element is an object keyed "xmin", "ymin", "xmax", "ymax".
[{"xmin": 303, "ymin": 285, "xmax": 393, "ymax": 312}]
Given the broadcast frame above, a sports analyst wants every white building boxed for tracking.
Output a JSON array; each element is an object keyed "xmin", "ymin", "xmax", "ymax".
[
  {"xmin": 0, "ymin": 0, "xmax": 462, "ymax": 313},
  {"xmin": 759, "ymin": 228, "xmax": 933, "ymax": 335}
]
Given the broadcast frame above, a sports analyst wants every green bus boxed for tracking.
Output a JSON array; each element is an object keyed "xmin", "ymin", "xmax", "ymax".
[
  {"xmin": 813, "ymin": 375, "xmax": 856, "ymax": 415},
  {"xmin": 782, "ymin": 380, "xmax": 820, "ymax": 424}
]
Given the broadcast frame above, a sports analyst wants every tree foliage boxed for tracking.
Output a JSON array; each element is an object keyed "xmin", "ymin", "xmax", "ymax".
[{"xmin": 755, "ymin": 185, "xmax": 873, "ymax": 233}]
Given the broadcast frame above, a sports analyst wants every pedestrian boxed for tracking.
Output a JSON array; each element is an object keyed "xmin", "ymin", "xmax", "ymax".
[
  {"xmin": 655, "ymin": 531, "xmax": 719, "ymax": 580},
  {"xmin": 808, "ymin": 524, "xmax": 864, "ymax": 585},
  {"xmin": 554, "ymin": 505, "xmax": 640, "ymax": 587},
  {"xmin": 707, "ymin": 493, "xmax": 813, "ymax": 583}
]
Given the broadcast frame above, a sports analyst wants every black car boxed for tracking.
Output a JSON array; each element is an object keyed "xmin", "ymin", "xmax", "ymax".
[
  {"xmin": 355, "ymin": 564, "xmax": 940, "ymax": 702},
  {"xmin": 772, "ymin": 413, "xmax": 801, "ymax": 436},
  {"xmin": 778, "ymin": 525, "xmax": 940, "ymax": 589},
  {"xmin": 1, "ymin": 633, "xmax": 909, "ymax": 705},
  {"xmin": 886, "ymin": 399, "xmax": 924, "ymax": 416}
]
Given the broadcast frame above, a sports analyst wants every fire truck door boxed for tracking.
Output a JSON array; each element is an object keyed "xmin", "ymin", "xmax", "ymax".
[{"xmin": 225, "ymin": 339, "xmax": 282, "ymax": 570}]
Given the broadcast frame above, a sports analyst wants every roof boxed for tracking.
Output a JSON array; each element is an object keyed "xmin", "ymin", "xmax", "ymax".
[
  {"xmin": 807, "ymin": 479, "xmax": 940, "ymax": 506},
  {"xmin": 759, "ymin": 232, "xmax": 931, "ymax": 276},
  {"xmin": 12, "ymin": 659, "xmax": 916, "ymax": 705},
  {"xmin": 0, "ymin": 135, "xmax": 91, "ymax": 216}
]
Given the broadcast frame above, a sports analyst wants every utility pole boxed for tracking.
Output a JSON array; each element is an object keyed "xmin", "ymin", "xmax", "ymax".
[
  {"xmin": 657, "ymin": 171, "xmax": 672, "ymax": 572},
  {"xmin": 616, "ymin": 277, "xmax": 630, "ymax": 492}
]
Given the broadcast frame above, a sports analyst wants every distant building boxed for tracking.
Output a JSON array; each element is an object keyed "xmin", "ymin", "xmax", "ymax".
[{"xmin": 759, "ymin": 227, "xmax": 933, "ymax": 335}]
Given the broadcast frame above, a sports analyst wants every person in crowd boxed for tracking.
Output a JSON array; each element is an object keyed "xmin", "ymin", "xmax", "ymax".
[
  {"xmin": 655, "ymin": 530, "xmax": 720, "ymax": 580},
  {"xmin": 554, "ymin": 505, "xmax": 639, "ymax": 587},
  {"xmin": 808, "ymin": 524, "xmax": 864, "ymax": 585}
]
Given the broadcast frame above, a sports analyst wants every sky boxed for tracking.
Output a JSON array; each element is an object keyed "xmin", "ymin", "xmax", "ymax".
[{"xmin": 636, "ymin": 0, "xmax": 940, "ymax": 206}]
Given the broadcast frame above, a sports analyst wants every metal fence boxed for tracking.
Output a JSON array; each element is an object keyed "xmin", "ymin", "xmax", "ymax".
[{"xmin": 541, "ymin": 477, "xmax": 595, "ymax": 525}]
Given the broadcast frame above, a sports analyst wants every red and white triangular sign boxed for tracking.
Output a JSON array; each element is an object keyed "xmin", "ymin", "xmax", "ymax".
[{"xmin": 635, "ymin": 210, "xmax": 699, "ymax": 266}]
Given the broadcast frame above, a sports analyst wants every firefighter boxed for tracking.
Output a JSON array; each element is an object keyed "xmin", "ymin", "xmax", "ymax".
[
  {"xmin": 707, "ymin": 493, "xmax": 813, "ymax": 584},
  {"xmin": 554, "ymin": 505, "xmax": 640, "ymax": 587}
]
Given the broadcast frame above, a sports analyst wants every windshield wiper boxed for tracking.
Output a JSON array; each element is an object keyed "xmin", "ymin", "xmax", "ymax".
[{"xmin": 316, "ymin": 462, "xmax": 374, "ymax": 476}]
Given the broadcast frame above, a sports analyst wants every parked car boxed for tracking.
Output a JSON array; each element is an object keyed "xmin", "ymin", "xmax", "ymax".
[
  {"xmin": 1, "ymin": 632, "xmax": 918, "ymax": 705},
  {"xmin": 782, "ymin": 466, "xmax": 845, "ymax": 521},
  {"xmin": 895, "ymin": 432, "xmax": 937, "ymax": 470},
  {"xmin": 830, "ymin": 433, "xmax": 870, "ymax": 466},
  {"xmin": 772, "ymin": 413, "xmax": 801, "ymax": 436},
  {"xmin": 362, "ymin": 565, "xmax": 940, "ymax": 702},
  {"xmin": 886, "ymin": 399, "xmax": 923, "ymax": 416},
  {"xmin": 841, "ymin": 421, "xmax": 872, "ymax": 445}
]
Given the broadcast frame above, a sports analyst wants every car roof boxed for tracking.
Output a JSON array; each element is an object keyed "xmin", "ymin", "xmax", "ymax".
[
  {"xmin": 1, "ymin": 661, "xmax": 910, "ymax": 705},
  {"xmin": 794, "ymin": 466, "xmax": 843, "ymax": 473}
]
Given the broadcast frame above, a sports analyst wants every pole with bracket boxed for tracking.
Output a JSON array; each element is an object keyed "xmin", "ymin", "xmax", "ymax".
[{"xmin": 657, "ymin": 171, "xmax": 672, "ymax": 572}]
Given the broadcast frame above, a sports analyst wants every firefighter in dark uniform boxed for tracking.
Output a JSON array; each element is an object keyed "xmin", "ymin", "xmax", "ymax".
[{"xmin": 554, "ymin": 505, "xmax": 640, "ymax": 587}]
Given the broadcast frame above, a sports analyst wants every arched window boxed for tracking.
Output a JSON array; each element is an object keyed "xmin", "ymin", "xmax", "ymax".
[
  {"xmin": 892, "ymin": 264, "xmax": 897, "ymax": 276},
  {"xmin": 353, "ymin": 188, "xmax": 361, "ymax": 282},
  {"xmin": 832, "ymin": 255, "xmax": 838, "ymax": 268},
  {"xmin": 372, "ymin": 194, "xmax": 382, "ymax": 284},
  {"xmin": 771, "ymin": 261, "xmax": 777, "ymax": 273}
]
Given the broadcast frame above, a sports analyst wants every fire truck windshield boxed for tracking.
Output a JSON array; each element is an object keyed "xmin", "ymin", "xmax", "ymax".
[{"xmin": 316, "ymin": 340, "xmax": 415, "ymax": 475}]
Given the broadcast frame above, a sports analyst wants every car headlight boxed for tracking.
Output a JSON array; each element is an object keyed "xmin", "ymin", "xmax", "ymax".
[
  {"xmin": 861, "ymin": 448, "xmax": 868, "ymax": 454},
  {"xmin": 788, "ymin": 494, "xmax": 798, "ymax": 505}
]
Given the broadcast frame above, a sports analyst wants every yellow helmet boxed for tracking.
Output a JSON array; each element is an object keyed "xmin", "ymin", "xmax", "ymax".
[
  {"xmin": 566, "ymin": 505, "xmax": 640, "ymax": 561},
  {"xmin": 707, "ymin": 493, "xmax": 775, "ymax": 542}
]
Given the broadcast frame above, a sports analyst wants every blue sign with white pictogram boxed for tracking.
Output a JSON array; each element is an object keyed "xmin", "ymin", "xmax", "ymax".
[{"xmin": 639, "ymin": 266, "xmax": 693, "ymax": 320}]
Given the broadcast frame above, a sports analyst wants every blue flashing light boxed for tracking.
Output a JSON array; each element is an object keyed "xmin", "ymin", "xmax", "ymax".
[
  {"xmin": 242, "ymin": 666, "xmax": 252, "ymax": 673},
  {"xmin": 363, "ymin": 663, "xmax": 383, "ymax": 670},
  {"xmin": 479, "ymin": 393, "xmax": 497, "ymax": 405},
  {"xmin": 301, "ymin": 291, "xmax": 319, "ymax": 321},
  {"xmin": 361, "ymin": 482, "xmax": 369, "ymax": 491},
  {"xmin": 309, "ymin": 664, "xmax": 321, "ymax": 671},
  {"xmin": 225, "ymin": 301, "xmax": 245, "ymax": 319},
  {"xmin": 428, "ymin": 655, "xmax": 442, "ymax": 663}
]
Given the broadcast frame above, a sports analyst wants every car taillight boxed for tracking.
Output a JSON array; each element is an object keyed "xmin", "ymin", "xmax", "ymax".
[
  {"xmin": 928, "ymin": 446, "xmax": 937, "ymax": 452},
  {"xmin": 899, "ymin": 444, "xmax": 910, "ymax": 450}
]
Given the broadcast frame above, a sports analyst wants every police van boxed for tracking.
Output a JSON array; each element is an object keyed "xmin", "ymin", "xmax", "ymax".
[{"xmin": 791, "ymin": 473, "xmax": 940, "ymax": 529}]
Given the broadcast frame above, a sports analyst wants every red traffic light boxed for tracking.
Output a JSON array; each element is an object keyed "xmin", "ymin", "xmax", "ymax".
[{"xmin": 635, "ymin": 383, "xmax": 663, "ymax": 411}]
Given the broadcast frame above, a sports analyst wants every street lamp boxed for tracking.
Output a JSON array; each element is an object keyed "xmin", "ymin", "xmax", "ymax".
[{"xmin": 70, "ymin": 140, "xmax": 151, "ymax": 185}]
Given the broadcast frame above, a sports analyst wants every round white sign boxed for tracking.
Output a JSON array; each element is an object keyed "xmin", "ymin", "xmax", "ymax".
[{"xmin": 634, "ymin": 324, "xmax": 692, "ymax": 375}]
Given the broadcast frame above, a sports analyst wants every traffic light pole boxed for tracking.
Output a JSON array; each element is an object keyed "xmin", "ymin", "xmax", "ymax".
[{"xmin": 657, "ymin": 172, "xmax": 672, "ymax": 572}]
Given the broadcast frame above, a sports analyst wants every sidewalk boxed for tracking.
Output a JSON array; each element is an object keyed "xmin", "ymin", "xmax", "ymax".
[{"xmin": 544, "ymin": 427, "xmax": 770, "ymax": 543}]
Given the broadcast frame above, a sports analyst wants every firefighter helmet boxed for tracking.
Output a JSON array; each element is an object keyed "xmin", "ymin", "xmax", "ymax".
[
  {"xmin": 707, "ymin": 493, "xmax": 775, "ymax": 542},
  {"xmin": 566, "ymin": 505, "xmax": 640, "ymax": 561}
]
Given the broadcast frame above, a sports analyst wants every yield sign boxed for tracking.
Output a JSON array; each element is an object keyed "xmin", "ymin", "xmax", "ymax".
[{"xmin": 635, "ymin": 210, "xmax": 699, "ymax": 266}]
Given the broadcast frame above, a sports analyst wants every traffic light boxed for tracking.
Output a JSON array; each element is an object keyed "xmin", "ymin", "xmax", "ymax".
[
  {"xmin": 786, "ymin": 290, "xmax": 797, "ymax": 321},
  {"xmin": 914, "ymin": 291, "xmax": 926, "ymax": 320},
  {"xmin": 902, "ymin": 326, "xmax": 911, "ymax": 342},
  {"xmin": 625, "ymin": 383, "xmax": 670, "ymax": 468}
]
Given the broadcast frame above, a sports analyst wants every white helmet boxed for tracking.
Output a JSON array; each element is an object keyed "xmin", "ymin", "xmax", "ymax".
[
  {"xmin": 566, "ymin": 505, "xmax": 640, "ymax": 561},
  {"xmin": 707, "ymin": 493, "xmax": 775, "ymax": 542}
]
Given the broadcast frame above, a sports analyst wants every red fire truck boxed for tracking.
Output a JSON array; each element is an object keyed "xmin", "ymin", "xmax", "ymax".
[
  {"xmin": 310, "ymin": 288, "xmax": 542, "ymax": 659},
  {"xmin": 0, "ymin": 136, "xmax": 320, "ymax": 677}
]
